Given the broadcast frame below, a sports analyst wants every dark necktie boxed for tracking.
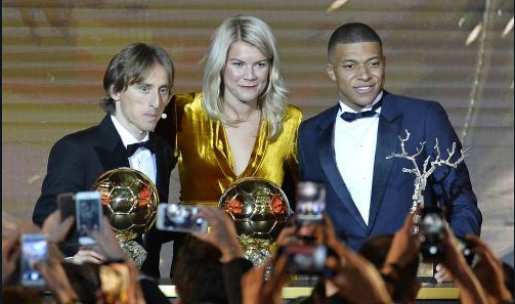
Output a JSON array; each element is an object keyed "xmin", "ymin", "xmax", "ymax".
[
  {"xmin": 340, "ymin": 98, "xmax": 383, "ymax": 122},
  {"xmin": 126, "ymin": 139, "xmax": 158, "ymax": 157}
]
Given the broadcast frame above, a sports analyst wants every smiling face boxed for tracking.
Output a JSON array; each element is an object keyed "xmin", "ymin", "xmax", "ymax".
[
  {"xmin": 326, "ymin": 42, "xmax": 385, "ymax": 111},
  {"xmin": 222, "ymin": 41, "xmax": 270, "ymax": 106},
  {"xmin": 111, "ymin": 64, "xmax": 170, "ymax": 140}
]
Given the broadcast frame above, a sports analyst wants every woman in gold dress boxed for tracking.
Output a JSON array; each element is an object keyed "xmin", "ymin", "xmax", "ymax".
[{"xmin": 156, "ymin": 15, "xmax": 302, "ymax": 207}]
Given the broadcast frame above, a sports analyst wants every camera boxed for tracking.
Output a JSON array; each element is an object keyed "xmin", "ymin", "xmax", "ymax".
[
  {"xmin": 75, "ymin": 191, "xmax": 103, "ymax": 245},
  {"xmin": 419, "ymin": 206, "xmax": 477, "ymax": 265},
  {"xmin": 285, "ymin": 244, "xmax": 327, "ymax": 275},
  {"xmin": 295, "ymin": 181, "xmax": 326, "ymax": 242},
  {"xmin": 419, "ymin": 206, "xmax": 446, "ymax": 261},
  {"xmin": 20, "ymin": 233, "xmax": 48, "ymax": 287},
  {"xmin": 156, "ymin": 203, "xmax": 208, "ymax": 233},
  {"xmin": 283, "ymin": 181, "xmax": 330, "ymax": 275}
]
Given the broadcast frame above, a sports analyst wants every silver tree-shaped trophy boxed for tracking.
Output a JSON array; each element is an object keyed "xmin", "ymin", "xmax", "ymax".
[
  {"xmin": 386, "ymin": 129, "xmax": 468, "ymax": 279},
  {"xmin": 386, "ymin": 129, "xmax": 467, "ymax": 231}
]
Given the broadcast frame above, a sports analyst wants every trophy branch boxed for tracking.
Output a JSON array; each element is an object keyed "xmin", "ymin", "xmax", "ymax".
[{"xmin": 386, "ymin": 129, "xmax": 468, "ymax": 223}]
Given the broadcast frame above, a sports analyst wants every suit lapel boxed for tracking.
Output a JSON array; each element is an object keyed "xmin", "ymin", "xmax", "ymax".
[
  {"xmin": 151, "ymin": 133, "xmax": 170, "ymax": 202},
  {"xmin": 317, "ymin": 106, "xmax": 367, "ymax": 230},
  {"xmin": 368, "ymin": 92, "xmax": 402, "ymax": 231},
  {"xmin": 95, "ymin": 115, "xmax": 130, "ymax": 172}
]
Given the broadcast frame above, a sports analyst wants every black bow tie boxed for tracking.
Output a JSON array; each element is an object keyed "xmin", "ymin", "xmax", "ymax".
[
  {"xmin": 126, "ymin": 139, "xmax": 158, "ymax": 157},
  {"xmin": 340, "ymin": 99, "xmax": 383, "ymax": 122}
]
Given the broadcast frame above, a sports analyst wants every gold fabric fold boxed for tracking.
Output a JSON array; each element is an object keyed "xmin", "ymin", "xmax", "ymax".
[{"xmin": 171, "ymin": 92, "xmax": 303, "ymax": 207}]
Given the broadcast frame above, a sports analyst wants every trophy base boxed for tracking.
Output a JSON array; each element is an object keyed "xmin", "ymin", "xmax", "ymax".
[
  {"xmin": 119, "ymin": 239, "xmax": 147, "ymax": 269},
  {"xmin": 417, "ymin": 262, "xmax": 434, "ymax": 280},
  {"xmin": 240, "ymin": 236, "xmax": 273, "ymax": 267}
]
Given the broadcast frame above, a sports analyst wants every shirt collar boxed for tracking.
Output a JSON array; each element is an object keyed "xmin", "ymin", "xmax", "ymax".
[{"xmin": 110, "ymin": 115, "xmax": 149, "ymax": 148}]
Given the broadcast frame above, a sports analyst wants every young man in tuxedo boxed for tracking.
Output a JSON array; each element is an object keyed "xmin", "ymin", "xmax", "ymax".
[
  {"xmin": 298, "ymin": 23, "xmax": 482, "ymax": 250},
  {"xmin": 33, "ymin": 42, "xmax": 177, "ymax": 277}
]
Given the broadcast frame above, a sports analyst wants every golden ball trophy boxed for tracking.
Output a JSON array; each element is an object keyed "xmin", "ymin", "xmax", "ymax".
[
  {"xmin": 219, "ymin": 177, "xmax": 293, "ymax": 267},
  {"xmin": 92, "ymin": 167, "xmax": 159, "ymax": 268}
]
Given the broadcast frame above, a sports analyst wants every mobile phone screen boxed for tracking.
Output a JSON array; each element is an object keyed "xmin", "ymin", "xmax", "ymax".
[
  {"xmin": 296, "ymin": 201, "xmax": 326, "ymax": 222},
  {"xmin": 286, "ymin": 244, "xmax": 327, "ymax": 275},
  {"xmin": 76, "ymin": 193, "xmax": 102, "ymax": 245},
  {"xmin": 156, "ymin": 204, "xmax": 208, "ymax": 233},
  {"xmin": 296, "ymin": 181, "xmax": 326, "ymax": 223},
  {"xmin": 21, "ymin": 234, "xmax": 47, "ymax": 287}
]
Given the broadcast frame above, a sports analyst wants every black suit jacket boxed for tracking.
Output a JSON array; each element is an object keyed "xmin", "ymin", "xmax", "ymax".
[{"xmin": 33, "ymin": 115, "xmax": 176, "ymax": 277}]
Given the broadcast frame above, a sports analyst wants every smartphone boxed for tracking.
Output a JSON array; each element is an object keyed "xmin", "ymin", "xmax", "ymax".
[
  {"xmin": 75, "ymin": 191, "xmax": 102, "ymax": 245},
  {"xmin": 420, "ymin": 206, "xmax": 446, "ymax": 261},
  {"xmin": 156, "ymin": 203, "xmax": 208, "ymax": 233},
  {"xmin": 296, "ymin": 181, "xmax": 326, "ymax": 223},
  {"xmin": 20, "ymin": 233, "xmax": 48, "ymax": 287},
  {"xmin": 285, "ymin": 244, "xmax": 327, "ymax": 275},
  {"xmin": 57, "ymin": 192, "xmax": 79, "ymax": 245},
  {"xmin": 57, "ymin": 192, "xmax": 76, "ymax": 220}
]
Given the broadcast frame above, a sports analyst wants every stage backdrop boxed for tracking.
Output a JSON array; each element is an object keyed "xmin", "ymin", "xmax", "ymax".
[{"xmin": 2, "ymin": 0, "xmax": 513, "ymax": 262}]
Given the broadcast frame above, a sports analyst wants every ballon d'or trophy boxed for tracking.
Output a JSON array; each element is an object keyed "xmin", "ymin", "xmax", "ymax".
[
  {"xmin": 92, "ymin": 167, "xmax": 159, "ymax": 268},
  {"xmin": 219, "ymin": 177, "xmax": 293, "ymax": 267}
]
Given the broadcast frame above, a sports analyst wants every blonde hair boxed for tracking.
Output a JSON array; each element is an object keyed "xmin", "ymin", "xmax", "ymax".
[{"xmin": 202, "ymin": 15, "xmax": 288, "ymax": 139}]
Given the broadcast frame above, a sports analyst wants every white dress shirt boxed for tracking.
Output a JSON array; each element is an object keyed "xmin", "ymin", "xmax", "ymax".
[
  {"xmin": 111, "ymin": 116, "xmax": 157, "ymax": 184},
  {"xmin": 334, "ymin": 91, "xmax": 383, "ymax": 225}
]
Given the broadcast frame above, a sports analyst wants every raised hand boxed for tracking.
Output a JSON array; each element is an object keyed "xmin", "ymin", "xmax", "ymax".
[
  {"xmin": 36, "ymin": 243, "xmax": 80, "ymax": 304},
  {"xmin": 438, "ymin": 227, "xmax": 489, "ymax": 304},
  {"xmin": 241, "ymin": 255, "xmax": 289, "ymax": 304},
  {"xmin": 467, "ymin": 234, "xmax": 513, "ymax": 304},
  {"xmin": 192, "ymin": 206, "xmax": 243, "ymax": 262},
  {"xmin": 384, "ymin": 208, "xmax": 421, "ymax": 269},
  {"xmin": 69, "ymin": 248, "xmax": 105, "ymax": 264},
  {"xmin": 88, "ymin": 217, "xmax": 125, "ymax": 262},
  {"xmin": 42, "ymin": 210, "xmax": 74, "ymax": 244},
  {"xmin": 2, "ymin": 236, "xmax": 20, "ymax": 284},
  {"xmin": 326, "ymin": 242, "xmax": 393, "ymax": 304}
]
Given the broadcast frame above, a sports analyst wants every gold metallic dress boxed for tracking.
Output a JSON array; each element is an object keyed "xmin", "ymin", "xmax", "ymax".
[{"xmin": 172, "ymin": 92, "xmax": 302, "ymax": 207}]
